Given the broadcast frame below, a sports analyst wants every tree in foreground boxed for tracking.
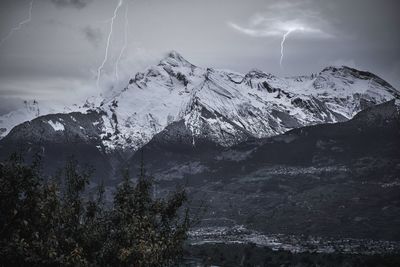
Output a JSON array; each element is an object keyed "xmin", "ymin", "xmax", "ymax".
[{"xmin": 0, "ymin": 155, "xmax": 190, "ymax": 266}]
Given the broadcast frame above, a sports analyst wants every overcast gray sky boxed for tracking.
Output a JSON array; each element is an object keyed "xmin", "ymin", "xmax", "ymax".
[{"xmin": 0, "ymin": 0, "xmax": 399, "ymax": 114}]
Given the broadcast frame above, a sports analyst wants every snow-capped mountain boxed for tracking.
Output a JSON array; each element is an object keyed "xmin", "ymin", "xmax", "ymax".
[
  {"xmin": 92, "ymin": 51, "xmax": 399, "ymax": 152},
  {"xmin": 1, "ymin": 51, "xmax": 399, "ymax": 154}
]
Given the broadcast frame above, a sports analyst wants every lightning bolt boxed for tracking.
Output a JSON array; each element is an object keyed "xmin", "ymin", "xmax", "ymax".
[
  {"xmin": 115, "ymin": 3, "xmax": 129, "ymax": 81},
  {"xmin": 280, "ymin": 29, "xmax": 294, "ymax": 69},
  {"xmin": 0, "ymin": 0, "xmax": 34, "ymax": 48},
  {"xmin": 96, "ymin": 0, "xmax": 123, "ymax": 89}
]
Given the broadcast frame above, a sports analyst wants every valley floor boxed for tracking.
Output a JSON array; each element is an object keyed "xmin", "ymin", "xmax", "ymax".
[
  {"xmin": 189, "ymin": 226, "xmax": 400, "ymax": 255},
  {"xmin": 181, "ymin": 242, "xmax": 400, "ymax": 267},
  {"xmin": 179, "ymin": 226, "xmax": 400, "ymax": 266}
]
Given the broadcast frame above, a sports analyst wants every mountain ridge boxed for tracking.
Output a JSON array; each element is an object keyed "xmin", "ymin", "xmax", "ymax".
[{"xmin": 1, "ymin": 51, "xmax": 399, "ymax": 154}]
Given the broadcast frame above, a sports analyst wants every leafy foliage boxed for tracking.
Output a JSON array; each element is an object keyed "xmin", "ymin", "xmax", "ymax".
[{"xmin": 0, "ymin": 155, "xmax": 190, "ymax": 266}]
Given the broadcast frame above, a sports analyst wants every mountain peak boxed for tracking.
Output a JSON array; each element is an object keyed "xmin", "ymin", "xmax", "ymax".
[
  {"xmin": 321, "ymin": 65, "xmax": 373, "ymax": 79},
  {"xmin": 159, "ymin": 50, "xmax": 194, "ymax": 68},
  {"xmin": 167, "ymin": 50, "xmax": 185, "ymax": 60},
  {"xmin": 320, "ymin": 65, "xmax": 396, "ymax": 90},
  {"xmin": 245, "ymin": 69, "xmax": 275, "ymax": 79}
]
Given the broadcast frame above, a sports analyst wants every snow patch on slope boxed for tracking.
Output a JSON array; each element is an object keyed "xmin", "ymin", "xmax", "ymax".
[{"xmin": 48, "ymin": 120, "xmax": 65, "ymax": 131}]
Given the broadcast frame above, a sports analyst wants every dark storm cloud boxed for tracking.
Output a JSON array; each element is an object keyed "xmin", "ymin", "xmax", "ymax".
[
  {"xmin": 82, "ymin": 26, "xmax": 102, "ymax": 47},
  {"xmin": 50, "ymin": 0, "xmax": 93, "ymax": 9},
  {"xmin": 0, "ymin": 0, "xmax": 399, "ymax": 112}
]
